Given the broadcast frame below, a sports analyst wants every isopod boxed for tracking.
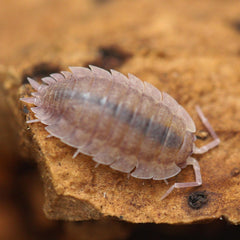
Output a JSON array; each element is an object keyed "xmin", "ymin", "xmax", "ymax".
[{"xmin": 20, "ymin": 65, "xmax": 220, "ymax": 199}]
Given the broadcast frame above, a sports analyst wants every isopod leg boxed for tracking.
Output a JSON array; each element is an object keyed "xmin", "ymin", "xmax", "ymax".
[
  {"xmin": 26, "ymin": 119, "xmax": 41, "ymax": 124},
  {"xmin": 73, "ymin": 149, "xmax": 81, "ymax": 159},
  {"xmin": 193, "ymin": 105, "xmax": 220, "ymax": 154},
  {"xmin": 46, "ymin": 134, "xmax": 53, "ymax": 138},
  {"xmin": 164, "ymin": 179, "xmax": 169, "ymax": 185},
  {"xmin": 95, "ymin": 163, "xmax": 100, "ymax": 168},
  {"xmin": 160, "ymin": 157, "xmax": 202, "ymax": 200}
]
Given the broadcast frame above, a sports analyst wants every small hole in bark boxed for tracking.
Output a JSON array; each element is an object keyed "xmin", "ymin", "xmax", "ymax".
[
  {"xmin": 85, "ymin": 45, "xmax": 132, "ymax": 69},
  {"xmin": 22, "ymin": 62, "xmax": 60, "ymax": 84},
  {"xmin": 188, "ymin": 191, "xmax": 208, "ymax": 209}
]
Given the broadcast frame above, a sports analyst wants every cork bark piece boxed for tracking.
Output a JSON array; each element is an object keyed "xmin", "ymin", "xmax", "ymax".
[{"xmin": 1, "ymin": 0, "xmax": 240, "ymax": 224}]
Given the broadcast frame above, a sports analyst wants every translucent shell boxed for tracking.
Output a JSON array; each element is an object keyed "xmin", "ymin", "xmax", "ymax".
[{"xmin": 20, "ymin": 66, "xmax": 196, "ymax": 180}]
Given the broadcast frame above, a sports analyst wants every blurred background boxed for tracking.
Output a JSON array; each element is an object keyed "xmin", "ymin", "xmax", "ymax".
[{"xmin": 0, "ymin": 0, "xmax": 240, "ymax": 239}]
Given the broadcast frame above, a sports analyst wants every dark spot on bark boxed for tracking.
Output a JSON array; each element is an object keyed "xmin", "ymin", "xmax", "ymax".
[
  {"xmin": 23, "ymin": 105, "xmax": 29, "ymax": 114},
  {"xmin": 231, "ymin": 168, "xmax": 240, "ymax": 177},
  {"xmin": 22, "ymin": 62, "xmax": 60, "ymax": 84},
  {"xmin": 119, "ymin": 215, "xmax": 124, "ymax": 220},
  {"xmin": 232, "ymin": 20, "xmax": 240, "ymax": 33},
  {"xmin": 156, "ymin": 51, "xmax": 168, "ymax": 58},
  {"xmin": 85, "ymin": 45, "xmax": 132, "ymax": 69},
  {"xmin": 93, "ymin": 0, "xmax": 109, "ymax": 3},
  {"xmin": 188, "ymin": 191, "xmax": 208, "ymax": 209},
  {"xmin": 196, "ymin": 130, "xmax": 209, "ymax": 140}
]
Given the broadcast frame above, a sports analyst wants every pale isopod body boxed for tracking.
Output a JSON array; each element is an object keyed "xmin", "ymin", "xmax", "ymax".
[{"xmin": 20, "ymin": 66, "xmax": 220, "ymax": 199}]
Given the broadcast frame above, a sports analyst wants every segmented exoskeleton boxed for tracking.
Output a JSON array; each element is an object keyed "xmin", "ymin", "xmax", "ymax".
[{"xmin": 20, "ymin": 66, "xmax": 220, "ymax": 199}]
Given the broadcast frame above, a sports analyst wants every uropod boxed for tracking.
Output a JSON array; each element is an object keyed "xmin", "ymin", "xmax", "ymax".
[{"xmin": 20, "ymin": 65, "xmax": 220, "ymax": 199}]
